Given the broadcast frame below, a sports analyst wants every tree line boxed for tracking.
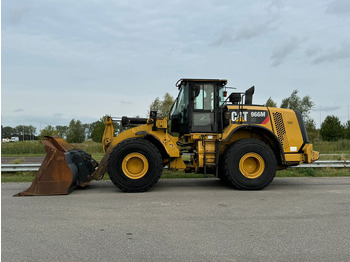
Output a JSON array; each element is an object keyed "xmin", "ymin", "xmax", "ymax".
[
  {"xmin": 1, "ymin": 116, "xmax": 127, "ymax": 144},
  {"xmin": 2, "ymin": 125, "xmax": 37, "ymax": 141},
  {"xmin": 1, "ymin": 93, "xmax": 174, "ymax": 144}
]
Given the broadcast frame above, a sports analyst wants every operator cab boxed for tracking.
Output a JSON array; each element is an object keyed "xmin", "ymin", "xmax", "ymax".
[{"xmin": 170, "ymin": 79, "xmax": 227, "ymax": 135}]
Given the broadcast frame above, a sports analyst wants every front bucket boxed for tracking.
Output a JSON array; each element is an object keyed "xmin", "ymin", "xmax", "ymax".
[{"xmin": 14, "ymin": 136, "xmax": 97, "ymax": 196}]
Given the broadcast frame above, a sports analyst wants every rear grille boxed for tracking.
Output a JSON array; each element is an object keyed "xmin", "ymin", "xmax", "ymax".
[{"xmin": 273, "ymin": 112, "xmax": 289, "ymax": 150}]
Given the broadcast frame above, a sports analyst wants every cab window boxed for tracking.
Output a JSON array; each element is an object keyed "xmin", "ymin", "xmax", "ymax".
[{"xmin": 194, "ymin": 84, "xmax": 214, "ymax": 110}]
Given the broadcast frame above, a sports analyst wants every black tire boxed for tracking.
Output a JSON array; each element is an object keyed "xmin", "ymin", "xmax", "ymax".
[
  {"xmin": 218, "ymin": 156, "xmax": 233, "ymax": 186},
  {"xmin": 107, "ymin": 138, "xmax": 163, "ymax": 192},
  {"xmin": 224, "ymin": 139, "xmax": 277, "ymax": 190}
]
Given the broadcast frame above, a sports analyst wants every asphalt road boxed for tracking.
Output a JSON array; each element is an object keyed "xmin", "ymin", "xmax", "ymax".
[{"xmin": 2, "ymin": 177, "xmax": 350, "ymax": 262}]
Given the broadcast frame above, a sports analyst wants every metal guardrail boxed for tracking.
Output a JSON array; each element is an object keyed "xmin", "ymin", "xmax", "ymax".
[
  {"xmin": 1, "ymin": 161, "xmax": 350, "ymax": 172},
  {"xmin": 293, "ymin": 160, "xmax": 350, "ymax": 168},
  {"xmin": 1, "ymin": 164, "xmax": 41, "ymax": 172}
]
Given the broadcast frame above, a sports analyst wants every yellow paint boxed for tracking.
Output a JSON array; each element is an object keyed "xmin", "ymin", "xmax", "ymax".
[
  {"xmin": 102, "ymin": 116, "xmax": 115, "ymax": 150},
  {"xmin": 155, "ymin": 118, "xmax": 168, "ymax": 129},
  {"xmin": 239, "ymin": 152, "xmax": 265, "ymax": 179},
  {"xmin": 102, "ymin": 117, "xmax": 181, "ymax": 158},
  {"xmin": 122, "ymin": 153, "xmax": 149, "ymax": 179},
  {"xmin": 284, "ymin": 153, "xmax": 303, "ymax": 163},
  {"xmin": 269, "ymin": 108, "xmax": 303, "ymax": 153},
  {"xmin": 302, "ymin": 143, "xmax": 320, "ymax": 163},
  {"xmin": 101, "ymin": 104, "xmax": 319, "ymax": 175},
  {"xmin": 169, "ymin": 157, "xmax": 187, "ymax": 171},
  {"xmin": 196, "ymin": 140, "xmax": 216, "ymax": 167}
]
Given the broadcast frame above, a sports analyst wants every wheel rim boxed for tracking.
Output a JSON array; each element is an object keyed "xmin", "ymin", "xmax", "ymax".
[
  {"xmin": 122, "ymin": 153, "xmax": 149, "ymax": 179},
  {"xmin": 239, "ymin": 153, "xmax": 265, "ymax": 179}
]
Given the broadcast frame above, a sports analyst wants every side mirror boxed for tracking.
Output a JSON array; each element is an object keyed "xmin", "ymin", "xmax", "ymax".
[{"xmin": 150, "ymin": 111, "xmax": 157, "ymax": 119}]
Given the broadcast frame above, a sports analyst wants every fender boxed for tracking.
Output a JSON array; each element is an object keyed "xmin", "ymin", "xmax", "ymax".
[
  {"xmin": 223, "ymin": 124, "xmax": 286, "ymax": 165},
  {"xmin": 104, "ymin": 122, "xmax": 180, "ymax": 158}
]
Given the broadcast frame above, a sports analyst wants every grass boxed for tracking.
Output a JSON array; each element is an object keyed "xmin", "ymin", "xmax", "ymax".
[
  {"xmin": 277, "ymin": 168, "xmax": 350, "ymax": 177},
  {"xmin": 1, "ymin": 140, "xmax": 104, "ymax": 157},
  {"xmin": 1, "ymin": 141, "xmax": 46, "ymax": 156},
  {"xmin": 1, "ymin": 172, "xmax": 38, "ymax": 183},
  {"xmin": 313, "ymin": 139, "xmax": 350, "ymax": 153},
  {"xmin": 318, "ymin": 154, "xmax": 350, "ymax": 161}
]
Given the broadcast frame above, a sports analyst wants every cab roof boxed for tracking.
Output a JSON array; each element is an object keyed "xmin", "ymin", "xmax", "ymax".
[{"xmin": 176, "ymin": 78, "xmax": 227, "ymax": 88}]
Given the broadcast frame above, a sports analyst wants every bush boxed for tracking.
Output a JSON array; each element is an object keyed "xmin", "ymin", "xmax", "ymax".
[
  {"xmin": 320, "ymin": 115, "xmax": 343, "ymax": 141},
  {"xmin": 1, "ymin": 141, "xmax": 46, "ymax": 155}
]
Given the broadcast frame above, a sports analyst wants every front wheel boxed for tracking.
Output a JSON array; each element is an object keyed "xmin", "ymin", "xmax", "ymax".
[
  {"xmin": 107, "ymin": 138, "xmax": 163, "ymax": 192},
  {"xmin": 223, "ymin": 139, "xmax": 277, "ymax": 190}
]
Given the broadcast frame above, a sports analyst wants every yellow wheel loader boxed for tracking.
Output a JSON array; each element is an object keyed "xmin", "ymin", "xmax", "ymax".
[{"xmin": 15, "ymin": 79, "xmax": 319, "ymax": 196}]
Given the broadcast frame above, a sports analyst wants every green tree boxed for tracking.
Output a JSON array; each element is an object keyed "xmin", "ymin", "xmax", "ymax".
[
  {"xmin": 91, "ymin": 116, "xmax": 126, "ymax": 142},
  {"xmin": 27, "ymin": 125, "xmax": 37, "ymax": 140},
  {"xmin": 91, "ymin": 117, "xmax": 107, "ymax": 143},
  {"xmin": 66, "ymin": 119, "xmax": 85, "ymax": 143},
  {"xmin": 149, "ymin": 97, "xmax": 161, "ymax": 113},
  {"xmin": 2, "ymin": 126, "xmax": 17, "ymax": 139},
  {"xmin": 305, "ymin": 118, "xmax": 319, "ymax": 142},
  {"xmin": 344, "ymin": 120, "xmax": 350, "ymax": 139},
  {"xmin": 55, "ymin": 125, "xmax": 68, "ymax": 138},
  {"xmin": 280, "ymin": 90, "xmax": 314, "ymax": 119},
  {"xmin": 39, "ymin": 125, "xmax": 59, "ymax": 139},
  {"xmin": 264, "ymin": 97, "xmax": 277, "ymax": 107},
  {"xmin": 320, "ymin": 115, "xmax": 343, "ymax": 141},
  {"xmin": 83, "ymin": 123, "xmax": 92, "ymax": 139},
  {"xmin": 149, "ymin": 93, "xmax": 174, "ymax": 118}
]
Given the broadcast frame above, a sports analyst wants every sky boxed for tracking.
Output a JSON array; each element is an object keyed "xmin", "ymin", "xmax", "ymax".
[{"xmin": 2, "ymin": 0, "xmax": 350, "ymax": 133}]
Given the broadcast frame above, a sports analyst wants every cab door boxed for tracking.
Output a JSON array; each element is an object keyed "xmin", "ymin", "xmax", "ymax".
[{"xmin": 191, "ymin": 83, "xmax": 217, "ymax": 133}]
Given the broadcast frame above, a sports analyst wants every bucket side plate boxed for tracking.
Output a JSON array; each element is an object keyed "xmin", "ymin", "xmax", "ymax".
[{"xmin": 14, "ymin": 138, "xmax": 74, "ymax": 196}]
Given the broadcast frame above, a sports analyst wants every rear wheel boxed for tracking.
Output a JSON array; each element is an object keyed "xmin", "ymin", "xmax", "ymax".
[
  {"xmin": 224, "ymin": 139, "xmax": 276, "ymax": 190},
  {"xmin": 108, "ymin": 138, "xmax": 163, "ymax": 192}
]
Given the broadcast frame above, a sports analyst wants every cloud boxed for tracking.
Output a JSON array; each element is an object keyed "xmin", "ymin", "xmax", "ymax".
[
  {"xmin": 120, "ymin": 100, "xmax": 134, "ymax": 105},
  {"xmin": 316, "ymin": 105, "xmax": 342, "ymax": 112},
  {"xmin": 4, "ymin": 4, "xmax": 31, "ymax": 26},
  {"xmin": 14, "ymin": 109, "xmax": 24, "ymax": 113},
  {"xmin": 213, "ymin": 0, "xmax": 284, "ymax": 45},
  {"xmin": 213, "ymin": 22, "xmax": 272, "ymax": 46},
  {"xmin": 326, "ymin": 0, "xmax": 350, "ymax": 16},
  {"xmin": 312, "ymin": 42, "xmax": 350, "ymax": 64},
  {"xmin": 270, "ymin": 37, "xmax": 300, "ymax": 66},
  {"xmin": 235, "ymin": 22, "xmax": 271, "ymax": 41},
  {"xmin": 305, "ymin": 45, "xmax": 322, "ymax": 58}
]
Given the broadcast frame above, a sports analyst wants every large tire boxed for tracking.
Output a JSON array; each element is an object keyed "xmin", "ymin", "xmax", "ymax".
[
  {"xmin": 108, "ymin": 138, "xmax": 163, "ymax": 192},
  {"xmin": 223, "ymin": 139, "xmax": 277, "ymax": 190},
  {"xmin": 218, "ymin": 157, "xmax": 233, "ymax": 187}
]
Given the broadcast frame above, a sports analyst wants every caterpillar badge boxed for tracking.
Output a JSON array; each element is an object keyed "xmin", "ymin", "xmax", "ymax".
[{"xmin": 15, "ymin": 79, "xmax": 319, "ymax": 196}]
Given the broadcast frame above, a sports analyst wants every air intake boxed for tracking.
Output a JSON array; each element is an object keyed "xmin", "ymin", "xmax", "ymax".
[{"xmin": 273, "ymin": 112, "xmax": 289, "ymax": 150}]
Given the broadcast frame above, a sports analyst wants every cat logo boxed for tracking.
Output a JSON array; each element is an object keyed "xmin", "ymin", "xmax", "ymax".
[
  {"xmin": 231, "ymin": 111, "xmax": 248, "ymax": 122},
  {"xmin": 231, "ymin": 110, "xmax": 269, "ymax": 125}
]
